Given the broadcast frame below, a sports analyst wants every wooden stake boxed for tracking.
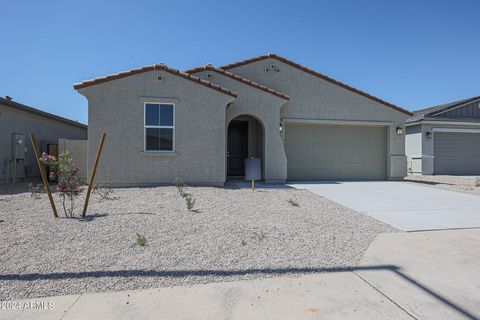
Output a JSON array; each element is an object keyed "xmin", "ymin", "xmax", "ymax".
[
  {"xmin": 30, "ymin": 133, "xmax": 58, "ymax": 218},
  {"xmin": 82, "ymin": 133, "xmax": 106, "ymax": 218}
]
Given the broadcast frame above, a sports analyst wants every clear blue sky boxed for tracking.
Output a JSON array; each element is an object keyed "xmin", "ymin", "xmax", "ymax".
[{"xmin": 1, "ymin": 0, "xmax": 479, "ymax": 124}]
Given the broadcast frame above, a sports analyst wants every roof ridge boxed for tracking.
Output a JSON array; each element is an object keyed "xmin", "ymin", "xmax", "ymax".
[
  {"xmin": 218, "ymin": 53, "xmax": 412, "ymax": 116},
  {"xmin": 408, "ymin": 95, "xmax": 480, "ymax": 122},
  {"xmin": 184, "ymin": 65, "xmax": 290, "ymax": 100},
  {"xmin": 74, "ymin": 64, "xmax": 238, "ymax": 98},
  {"xmin": 0, "ymin": 97, "xmax": 87, "ymax": 129},
  {"xmin": 415, "ymin": 96, "xmax": 480, "ymax": 114}
]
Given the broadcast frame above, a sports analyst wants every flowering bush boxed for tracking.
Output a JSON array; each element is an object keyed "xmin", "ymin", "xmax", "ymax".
[{"xmin": 39, "ymin": 152, "xmax": 84, "ymax": 217}]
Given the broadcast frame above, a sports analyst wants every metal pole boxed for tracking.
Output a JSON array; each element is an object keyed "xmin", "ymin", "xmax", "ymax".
[
  {"xmin": 30, "ymin": 133, "xmax": 58, "ymax": 218},
  {"xmin": 82, "ymin": 133, "xmax": 106, "ymax": 218}
]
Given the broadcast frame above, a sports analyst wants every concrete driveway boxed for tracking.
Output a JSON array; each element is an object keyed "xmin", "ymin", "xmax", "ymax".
[
  {"xmin": 356, "ymin": 229, "xmax": 480, "ymax": 320},
  {"xmin": 288, "ymin": 181, "xmax": 480, "ymax": 231}
]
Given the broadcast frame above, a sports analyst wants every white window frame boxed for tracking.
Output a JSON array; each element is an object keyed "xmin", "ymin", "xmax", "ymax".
[{"xmin": 144, "ymin": 102, "xmax": 175, "ymax": 152}]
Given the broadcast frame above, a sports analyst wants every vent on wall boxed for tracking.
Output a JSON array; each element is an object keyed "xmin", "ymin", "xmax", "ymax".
[
  {"xmin": 265, "ymin": 64, "xmax": 280, "ymax": 73},
  {"xmin": 157, "ymin": 75, "xmax": 164, "ymax": 81}
]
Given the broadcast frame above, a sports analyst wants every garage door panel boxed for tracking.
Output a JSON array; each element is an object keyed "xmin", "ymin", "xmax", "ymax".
[
  {"xmin": 434, "ymin": 132, "xmax": 480, "ymax": 175},
  {"xmin": 285, "ymin": 123, "xmax": 387, "ymax": 180}
]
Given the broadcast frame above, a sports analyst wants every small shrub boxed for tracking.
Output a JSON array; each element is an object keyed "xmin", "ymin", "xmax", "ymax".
[
  {"xmin": 174, "ymin": 177, "xmax": 187, "ymax": 197},
  {"xmin": 185, "ymin": 195, "xmax": 196, "ymax": 211},
  {"xmin": 135, "ymin": 233, "xmax": 147, "ymax": 247},
  {"xmin": 288, "ymin": 198, "xmax": 299, "ymax": 207},
  {"xmin": 252, "ymin": 230, "xmax": 267, "ymax": 241},
  {"xmin": 26, "ymin": 183, "xmax": 44, "ymax": 200},
  {"xmin": 475, "ymin": 177, "xmax": 480, "ymax": 187},
  {"xmin": 93, "ymin": 180, "xmax": 117, "ymax": 200}
]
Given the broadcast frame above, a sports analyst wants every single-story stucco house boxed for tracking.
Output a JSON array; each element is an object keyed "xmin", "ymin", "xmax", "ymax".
[
  {"xmin": 0, "ymin": 96, "xmax": 87, "ymax": 183},
  {"xmin": 406, "ymin": 96, "xmax": 480, "ymax": 175},
  {"xmin": 74, "ymin": 54, "xmax": 412, "ymax": 185}
]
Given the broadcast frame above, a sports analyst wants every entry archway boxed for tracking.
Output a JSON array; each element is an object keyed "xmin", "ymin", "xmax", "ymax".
[{"xmin": 227, "ymin": 115, "xmax": 265, "ymax": 179}]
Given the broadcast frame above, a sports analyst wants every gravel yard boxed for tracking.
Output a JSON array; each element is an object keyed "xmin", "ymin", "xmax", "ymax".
[
  {"xmin": 0, "ymin": 182, "xmax": 395, "ymax": 300},
  {"xmin": 405, "ymin": 174, "xmax": 480, "ymax": 196}
]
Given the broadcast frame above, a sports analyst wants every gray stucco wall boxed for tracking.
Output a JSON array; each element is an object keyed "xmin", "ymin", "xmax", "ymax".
[
  {"xmin": 227, "ymin": 58, "xmax": 410, "ymax": 179},
  {"xmin": 0, "ymin": 103, "xmax": 87, "ymax": 183},
  {"xmin": 191, "ymin": 70, "xmax": 288, "ymax": 182},
  {"xmin": 406, "ymin": 121, "xmax": 480, "ymax": 174},
  {"xmin": 78, "ymin": 70, "xmax": 234, "ymax": 186}
]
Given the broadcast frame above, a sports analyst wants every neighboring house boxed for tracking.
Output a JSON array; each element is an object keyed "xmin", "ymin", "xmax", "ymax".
[
  {"xmin": 74, "ymin": 54, "xmax": 412, "ymax": 186},
  {"xmin": 406, "ymin": 96, "xmax": 480, "ymax": 175},
  {"xmin": 0, "ymin": 97, "xmax": 87, "ymax": 183}
]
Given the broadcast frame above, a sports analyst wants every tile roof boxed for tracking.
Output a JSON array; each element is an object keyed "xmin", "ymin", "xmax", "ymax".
[
  {"xmin": 0, "ymin": 97, "xmax": 87, "ymax": 129},
  {"xmin": 219, "ymin": 53, "xmax": 412, "ymax": 116},
  {"xmin": 184, "ymin": 65, "xmax": 289, "ymax": 100},
  {"xmin": 407, "ymin": 96, "xmax": 480, "ymax": 122},
  {"xmin": 74, "ymin": 64, "xmax": 238, "ymax": 98}
]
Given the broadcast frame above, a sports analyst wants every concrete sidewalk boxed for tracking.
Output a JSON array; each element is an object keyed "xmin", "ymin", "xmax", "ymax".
[{"xmin": 0, "ymin": 272, "xmax": 410, "ymax": 320}]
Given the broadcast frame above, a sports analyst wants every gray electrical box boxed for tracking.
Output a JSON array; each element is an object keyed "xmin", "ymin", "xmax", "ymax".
[{"xmin": 11, "ymin": 133, "xmax": 26, "ymax": 159}]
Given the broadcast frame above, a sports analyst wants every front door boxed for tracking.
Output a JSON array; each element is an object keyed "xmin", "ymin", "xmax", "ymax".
[{"xmin": 227, "ymin": 121, "xmax": 248, "ymax": 176}]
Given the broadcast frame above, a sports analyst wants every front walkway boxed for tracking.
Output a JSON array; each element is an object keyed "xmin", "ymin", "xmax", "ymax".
[{"xmin": 289, "ymin": 181, "xmax": 480, "ymax": 231}]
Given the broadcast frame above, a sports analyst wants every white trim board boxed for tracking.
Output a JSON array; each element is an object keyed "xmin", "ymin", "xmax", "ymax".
[
  {"xmin": 433, "ymin": 128, "xmax": 480, "ymax": 134},
  {"xmin": 283, "ymin": 118, "xmax": 392, "ymax": 126},
  {"xmin": 407, "ymin": 120, "xmax": 480, "ymax": 127}
]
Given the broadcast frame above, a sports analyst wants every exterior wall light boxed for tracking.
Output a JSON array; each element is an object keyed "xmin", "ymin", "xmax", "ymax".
[
  {"xmin": 396, "ymin": 127, "xmax": 403, "ymax": 135},
  {"xmin": 426, "ymin": 132, "xmax": 432, "ymax": 140},
  {"xmin": 279, "ymin": 123, "xmax": 283, "ymax": 132}
]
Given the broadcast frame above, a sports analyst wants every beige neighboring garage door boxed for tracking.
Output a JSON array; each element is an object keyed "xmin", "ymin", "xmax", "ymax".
[
  {"xmin": 285, "ymin": 123, "xmax": 387, "ymax": 180},
  {"xmin": 433, "ymin": 132, "xmax": 480, "ymax": 175}
]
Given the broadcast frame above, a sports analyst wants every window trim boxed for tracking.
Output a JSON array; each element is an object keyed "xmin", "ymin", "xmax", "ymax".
[{"xmin": 144, "ymin": 102, "xmax": 175, "ymax": 152}]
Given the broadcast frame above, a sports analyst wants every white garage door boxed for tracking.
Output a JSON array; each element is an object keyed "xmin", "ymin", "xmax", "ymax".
[
  {"xmin": 434, "ymin": 132, "xmax": 480, "ymax": 175},
  {"xmin": 285, "ymin": 123, "xmax": 387, "ymax": 180}
]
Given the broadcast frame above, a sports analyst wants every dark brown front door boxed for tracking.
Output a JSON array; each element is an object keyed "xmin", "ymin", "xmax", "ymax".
[{"xmin": 227, "ymin": 121, "xmax": 248, "ymax": 176}]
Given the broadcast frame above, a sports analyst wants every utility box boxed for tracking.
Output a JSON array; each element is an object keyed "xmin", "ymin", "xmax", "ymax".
[
  {"xmin": 11, "ymin": 133, "xmax": 26, "ymax": 159},
  {"xmin": 10, "ymin": 133, "xmax": 26, "ymax": 180}
]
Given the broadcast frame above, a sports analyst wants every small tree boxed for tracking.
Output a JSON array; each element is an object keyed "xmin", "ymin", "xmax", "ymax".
[
  {"xmin": 185, "ymin": 195, "xmax": 196, "ymax": 211},
  {"xmin": 174, "ymin": 177, "xmax": 187, "ymax": 197},
  {"xmin": 40, "ymin": 152, "xmax": 84, "ymax": 217}
]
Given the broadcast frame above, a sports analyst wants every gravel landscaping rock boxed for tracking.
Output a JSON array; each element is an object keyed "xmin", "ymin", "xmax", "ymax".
[
  {"xmin": 0, "ymin": 182, "xmax": 396, "ymax": 300},
  {"xmin": 405, "ymin": 174, "xmax": 480, "ymax": 196}
]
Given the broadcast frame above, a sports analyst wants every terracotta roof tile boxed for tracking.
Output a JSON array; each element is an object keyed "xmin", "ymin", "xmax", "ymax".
[
  {"xmin": 219, "ymin": 53, "xmax": 412, "ymax": 116},
  {"xmin": 184, "ymin": 65, "xmax": 289, "ymax": 100},
  {"xmin": 74, "ymin": 64, "xmax": 238, "ymax": 98}
]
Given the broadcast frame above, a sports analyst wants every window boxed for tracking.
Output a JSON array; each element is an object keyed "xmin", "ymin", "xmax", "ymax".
[{"xmin": 144, "ymin": 103, "xmax": 174, "ymax": 151}]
